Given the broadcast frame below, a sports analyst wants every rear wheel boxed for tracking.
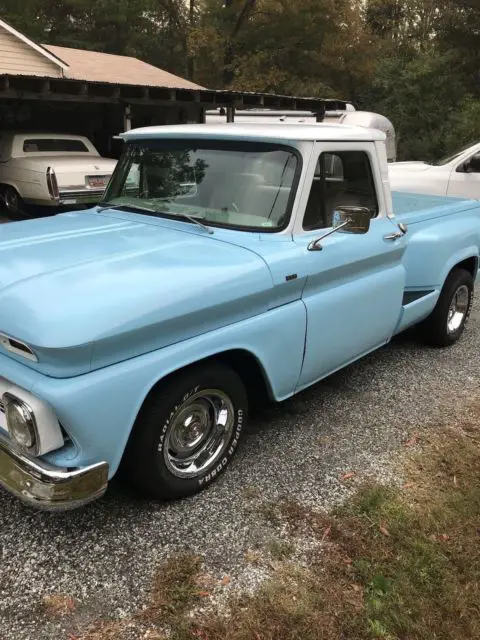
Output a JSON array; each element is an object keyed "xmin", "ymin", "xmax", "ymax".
[
  {"xmin": 419, "ymin": 268, "xmax": 473, "ymax": 347},
  {"xmin": 124, "ymin": 363, "xmax": 247, "ymax": 499},
  {"xmin": 0, "ymin": 185, "xmax": 27, "ymax": 220}
]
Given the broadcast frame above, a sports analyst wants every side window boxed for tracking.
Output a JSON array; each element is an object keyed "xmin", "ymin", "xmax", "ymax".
[
  {"xmin": 462, "ymin": 152, "xmax": 480, "ymax": 174},
  {"xmin": 122, "ymin": 162, "xmax": 141, "ymax": 197},
  {"xmin": 303, "ymin": 150, "xmax": 378, "ymax": 230}
]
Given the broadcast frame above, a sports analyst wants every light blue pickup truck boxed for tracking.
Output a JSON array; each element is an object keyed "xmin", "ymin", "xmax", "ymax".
[{"xmin": 1, "ymin": 123, "xmax": 479, "ymax": 510}]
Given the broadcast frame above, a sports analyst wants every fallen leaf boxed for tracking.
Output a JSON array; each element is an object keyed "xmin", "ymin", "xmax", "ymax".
[
  {"xmin": 219, "ymin": 575, "xmax": 231, "ymax": 586},
  {"xmin": 402, "ymin": 482, "xmax": 414, "ymax": 489},
  {"xmin": 42, "ymin": 594, "xmax": 76, "ymax": 617},
  {"xmin": 351, "ymin": 583, "xmax": 363, "ymax": 592},
  {"xmin": 404, "ymin": 434, "xmax": 419, "ymax": 447},
  {"xmin": 379, "ymin": 523, "xmax": 390, "ymax": 537},
  {"xmin": 245, "ymin": 549, "xmax": 261, "ymax": 564},
  {"xmin": 194, "ymin": 573, "xmax": 216, "ymax": 589},
  {"xmin": 453, "ymin": 475, "xmax": 458, "ymax": 486},
  {"xmin": 341, "ymin": 472, "xmax": 356, "ymax": 481},
  {"xmin": 320, "ymin": 525, "xmax": 332, "ymax": 543},
  {"xmin": 196, "ymin": 591, "xmax": 211, "ymax": 597},
  {"xmin": 343, "ymin": 557, "xmax": 353, "ymax": 565},
  {"xmin": 438, "ymin": 534, "xmax": 450, "ymax": 542}
]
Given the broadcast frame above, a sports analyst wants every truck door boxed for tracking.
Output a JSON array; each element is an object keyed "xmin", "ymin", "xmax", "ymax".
[{"xmin": 294, "ymin": 142, "xmax": 408, "ymax": 389}]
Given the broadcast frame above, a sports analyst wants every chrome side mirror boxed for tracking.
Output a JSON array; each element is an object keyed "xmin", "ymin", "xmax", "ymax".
[
  {"xmin": 332, "ymin": 206, "xmax": 371, "ymax": 234},
  {"xmin": 308, "ymin": 206, "xmax": 371, "ymax": 251}
]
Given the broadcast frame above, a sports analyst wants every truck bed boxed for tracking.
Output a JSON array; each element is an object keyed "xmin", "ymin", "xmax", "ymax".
[{"xmin": 392, "ymin": 190, "xmax": 480, "ymax": 224}]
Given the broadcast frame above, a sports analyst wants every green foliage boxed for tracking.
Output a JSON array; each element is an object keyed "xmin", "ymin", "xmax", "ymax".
[
  {"xmin": 361, "ymin": 52, "xmax": 468, "ymax": 160},
  {"xmin": 1, "ymin": 0, "xmax": 480, "ymax": 159}
]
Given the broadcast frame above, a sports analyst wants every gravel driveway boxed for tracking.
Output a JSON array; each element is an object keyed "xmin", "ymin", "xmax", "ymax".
[{"xmin": 1, "ymin": 292, "xmax": 479, "ymax": 638}]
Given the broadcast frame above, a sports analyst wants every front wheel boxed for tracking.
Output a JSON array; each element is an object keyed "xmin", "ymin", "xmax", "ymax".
[
  {"xmin": 124, "ymin": 363, "xmax": 247, "ymax": 499},
  {"xmin": 419, "ymin": 268, "xmax": 473, "ymax": 347}
]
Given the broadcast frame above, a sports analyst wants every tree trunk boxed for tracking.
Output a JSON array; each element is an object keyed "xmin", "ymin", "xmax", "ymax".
[
  {"xmin": 223, "ymin": 0, "xmax": 256, "ymax": 87},
  {"xmin": 187, "ymin": 0, "xmax": 195, "ymax": 80}
]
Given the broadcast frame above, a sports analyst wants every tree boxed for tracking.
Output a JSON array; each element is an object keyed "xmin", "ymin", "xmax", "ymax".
[
  {"xmin": 192, "ymin": 0, "xmax": 375, "ymax": 98},
  {"xmin": 362, "ymin": 51, "xmax": 467, "ymax": 160}
]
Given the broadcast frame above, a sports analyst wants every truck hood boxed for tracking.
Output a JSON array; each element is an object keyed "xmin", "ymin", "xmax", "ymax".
[
  {"xmin": 388, "ymin": 161, "xmax": 432, "ymax": 173},
  {"xmin": 0, "ymin": 211, "xmax": 273, "ymax": 377}
]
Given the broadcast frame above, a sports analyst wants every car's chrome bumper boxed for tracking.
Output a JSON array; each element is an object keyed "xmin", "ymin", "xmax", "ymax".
[
  {"xmin": 0, "ymin": 431, "xmax": 108, "ymax": 510},
  {"xmin": 59, "ymin": 189, "xmax": 106, "ymax": 205}
]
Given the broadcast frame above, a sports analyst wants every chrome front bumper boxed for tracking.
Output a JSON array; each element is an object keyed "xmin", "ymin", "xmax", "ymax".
[{"xmin": 0, "ymin": 431, "xmax": 108, "ymax": 510}]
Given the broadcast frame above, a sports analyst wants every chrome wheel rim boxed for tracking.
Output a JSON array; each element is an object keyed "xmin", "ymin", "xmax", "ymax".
[
  {"xmin": 164, "ymin": 389, "xmax": 235, "ymax": 478},
  {"xmin": 447, "ymin": 285, "xmax": 469, "ymax": 334}
]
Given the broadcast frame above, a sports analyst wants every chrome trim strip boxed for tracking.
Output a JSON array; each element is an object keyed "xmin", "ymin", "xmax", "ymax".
[
  {"xmin": 59, "ymin": 189, "xmax": 106, "ymax": 195},
  {"xmin": 0, "ymin": 431, "xmax": 108, "ymax": 510}
]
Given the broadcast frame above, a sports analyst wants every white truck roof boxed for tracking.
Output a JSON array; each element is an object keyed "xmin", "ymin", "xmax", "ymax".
[{"xmin": 121, "ymin": 123, "xmax": 386, "ymax": 143}]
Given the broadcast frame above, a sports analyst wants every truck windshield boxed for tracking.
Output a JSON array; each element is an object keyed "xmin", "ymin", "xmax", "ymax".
[
  {"xmin": 431, "ymin": 142, "xmax": 477, "ymax": 166},
  {"xmin": 101, "ymin": 139, "xmax": 300, "ymax": 231}
]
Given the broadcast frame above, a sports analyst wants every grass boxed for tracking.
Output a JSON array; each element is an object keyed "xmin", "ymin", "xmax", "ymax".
[
  {"xmin": 73, "ymin": 404, "xmax": 480, "ymax": 640},
  {"xmin": 77, "ymin": 554, "xmax": 204, "ymax": 639},
  {"xmin": 184, "ymin": 410, "xmax": 480, "ymax": 639},
  {"xmin": 265, "ymin": 537, "xmax": 295, "ymax": 561}
]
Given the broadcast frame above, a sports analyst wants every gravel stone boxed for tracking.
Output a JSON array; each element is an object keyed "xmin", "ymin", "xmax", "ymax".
[{"xmin": 1, "ymin": 301, "xmax": 479, "ymax": 639}]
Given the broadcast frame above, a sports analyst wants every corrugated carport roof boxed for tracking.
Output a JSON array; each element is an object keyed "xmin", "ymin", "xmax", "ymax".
[{"xmin": 0, "ymin": 71, "xmax": 347, "ymax": 115}]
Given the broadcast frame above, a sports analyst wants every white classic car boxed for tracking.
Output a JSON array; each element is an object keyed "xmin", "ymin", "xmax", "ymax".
[
  {"xmin": 388, "ymin": 141, "xmax": 480, "ymax": 199},
  {"xmin": 0, "ymin": 132, "xmax": 117, "ymax": 218}
]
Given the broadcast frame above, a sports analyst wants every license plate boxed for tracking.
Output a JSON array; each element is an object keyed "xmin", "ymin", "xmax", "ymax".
[{"xmin": 87, "ymin": 175, "xmax": 109, "ymax": 189}]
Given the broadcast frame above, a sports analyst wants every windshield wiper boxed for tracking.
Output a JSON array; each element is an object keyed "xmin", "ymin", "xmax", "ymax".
[
  {"xmin": 156, "ymin": 210, "xmax": 214, "ymax": 234},
  {"xmin": 96, "ymin": 202, "xmax": 157, "ymax": 214}
]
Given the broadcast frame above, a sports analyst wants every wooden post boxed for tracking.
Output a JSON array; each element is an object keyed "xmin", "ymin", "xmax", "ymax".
[{"xmin": 123, "ymin": 105, "xmax": 132, "ymax": 131}]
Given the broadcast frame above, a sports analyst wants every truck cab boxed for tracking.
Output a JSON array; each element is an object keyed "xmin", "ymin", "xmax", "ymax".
[{"xmin": 0, "ymin": 123, "xmax": 478, "ymax": 510}]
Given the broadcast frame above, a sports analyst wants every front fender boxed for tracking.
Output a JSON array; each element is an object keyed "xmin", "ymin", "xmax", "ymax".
[{"xmin": 23, "ymin": 301, "xmax": 308, "ymax": 477}]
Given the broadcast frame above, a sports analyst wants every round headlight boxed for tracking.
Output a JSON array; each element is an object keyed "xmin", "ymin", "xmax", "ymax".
[{"xmin": 4, "ymin": 394, "xmax": 38, "ymax": 455}]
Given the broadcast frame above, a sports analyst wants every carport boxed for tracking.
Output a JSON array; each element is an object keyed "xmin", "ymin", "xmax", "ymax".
[{"xmin": 0, "ymin": 18, "xmax": 346, "ymax": 160}]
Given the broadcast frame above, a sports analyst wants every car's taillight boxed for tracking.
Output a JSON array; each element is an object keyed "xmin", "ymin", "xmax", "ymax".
[{"xmin": 46, "ymin": 167, "xmax": 59, "ymax": 199}]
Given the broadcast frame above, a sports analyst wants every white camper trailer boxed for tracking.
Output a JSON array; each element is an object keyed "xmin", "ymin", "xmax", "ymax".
[
  {"xmin": 205, "ymin": 105, "xmax": 397, "ymax": 162},
  {"xmin": 323, "ymin": 109, "xmax": 396, "ymax": 163}
]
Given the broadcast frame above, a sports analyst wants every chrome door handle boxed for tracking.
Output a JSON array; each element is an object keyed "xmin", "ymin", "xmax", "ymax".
[
  {"xmin": 384, "ymin": 223, "xmax": 408, "ymax": 241},
  {"xmin": 384, "ymin": 232, "xmax": 403, "ymax": 240}
]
